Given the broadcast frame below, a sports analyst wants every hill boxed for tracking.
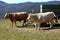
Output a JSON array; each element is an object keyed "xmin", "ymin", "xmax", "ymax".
[{"xmin": 0, "ymin": 1, "xmax": 60, "ymax": 18}]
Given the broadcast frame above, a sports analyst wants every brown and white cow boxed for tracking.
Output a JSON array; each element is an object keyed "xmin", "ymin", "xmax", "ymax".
[
  {"xmin": 27, "ymin": 12, "xmax": 58, "ymax": 30},
  {"xmin": 4, "ymin": 12, "xmax": 28, "ymax": 27}
]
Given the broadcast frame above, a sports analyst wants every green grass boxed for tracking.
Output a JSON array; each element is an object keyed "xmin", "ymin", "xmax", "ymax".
[{"xmin": 0, "ymin": 19, "xmax": 60, "ymax": 40}]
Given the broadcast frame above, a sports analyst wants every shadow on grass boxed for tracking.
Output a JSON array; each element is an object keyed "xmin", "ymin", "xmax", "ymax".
[
  {"xmin": 41, "ymin": 23, "xmax": 60, "ymax": 30},
  {"xmin": 16, "ymin": 25, "xmax": 35, "ymax": 28},
  {"xmin": 16, "ymin": 23, "xmax": 60, "ymax": 30}
]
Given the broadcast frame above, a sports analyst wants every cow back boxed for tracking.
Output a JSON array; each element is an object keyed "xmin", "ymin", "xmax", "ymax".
[{"xmin": 15, "ymin": 13, "xmax": 28, "ymax": 21}]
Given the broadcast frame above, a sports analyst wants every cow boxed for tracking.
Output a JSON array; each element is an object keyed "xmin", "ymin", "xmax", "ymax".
[
  {"xmin": 27, "ymin": 12, "xmax": 58, "ymax": 30},
  {"xmin": 4, "ymin": 12, "xmax": 28, "ymax": 27}
]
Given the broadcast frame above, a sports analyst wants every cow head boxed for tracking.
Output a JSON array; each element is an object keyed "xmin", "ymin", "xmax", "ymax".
[{"xmin": 54, "ymin": 16, "xmax": 58, "ymax": 23}]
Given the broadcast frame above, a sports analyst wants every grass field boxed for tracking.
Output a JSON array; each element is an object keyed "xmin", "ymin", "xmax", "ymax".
[{"xmin": 0, "ymin": 19, "xmax": 60, "ymax": 40}]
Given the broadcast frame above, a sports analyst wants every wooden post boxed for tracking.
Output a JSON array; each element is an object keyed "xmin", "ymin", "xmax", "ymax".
[{"xmin": 40, "ymin": 4, "xmax": 42, "ymax": 13}]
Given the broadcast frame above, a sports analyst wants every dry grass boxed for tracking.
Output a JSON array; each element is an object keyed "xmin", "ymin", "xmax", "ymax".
[{"xmin": 0, "ymin": 19, "xmax": 60, "ymax": 40}]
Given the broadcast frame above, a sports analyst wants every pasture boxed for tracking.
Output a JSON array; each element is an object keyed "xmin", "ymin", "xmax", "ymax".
[{"xmin": 0, "ymin": 19, "xmax": 60, "ymax": 40}]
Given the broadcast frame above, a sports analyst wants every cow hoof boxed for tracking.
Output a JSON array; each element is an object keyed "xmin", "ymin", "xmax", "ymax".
[
  {"xmin": 39, "ymin": 29, "xmax": 40, "ymax": 30},
  {"xmin": 49, "ymin": 27, "xmax": 53, "ymax": 29}
]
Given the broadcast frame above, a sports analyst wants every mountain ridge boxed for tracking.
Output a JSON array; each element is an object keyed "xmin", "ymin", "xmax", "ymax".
[{"xmin": 0, "ymin": 1, "xmax": 60, "ymax": 18}]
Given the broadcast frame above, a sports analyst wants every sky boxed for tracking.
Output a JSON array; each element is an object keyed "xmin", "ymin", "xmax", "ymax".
[{"xmin": 0, "ymin": 0, "xmax": 60, "ymax": 4}]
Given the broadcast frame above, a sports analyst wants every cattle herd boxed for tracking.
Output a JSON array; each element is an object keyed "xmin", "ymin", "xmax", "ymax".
[{"xmin": 4, "ymin": 12, "xmax": 58, "ymax": 30}]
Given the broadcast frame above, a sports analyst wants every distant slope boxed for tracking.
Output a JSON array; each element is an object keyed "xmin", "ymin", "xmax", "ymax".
[
  {"xmin": 0, "ymin": 1, "xmax": 60, "ymax": 18},
  {"xmin": 0, "ymin": 1, "xmax": 60, "ymax": 13},
  {"xmin": 0, "ymin": 1, "xmax": 7, "ymax": 5}
]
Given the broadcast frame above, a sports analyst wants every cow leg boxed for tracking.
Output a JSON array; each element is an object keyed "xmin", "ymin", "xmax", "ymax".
[
  {"xmin": 24, "ymin": 20, "xmax": 26, "ymax": 25},
  {"xmin": 22, "ymin": 20, "xmax": 26, "ymax": 26},
  {"xmin": 22, "ymin": 21, "xmax": 24, "ymax": 26},
  {"xmin": 34, "ymin": 23, "xmax": 40, "ymax": 30},
  {"xmin": 49, "ymin": 22, "xmax": 53, "ymax": 29},
  {"xmin": 15, "ymin": 21, "xmax": 17, "ymax": 27},
  {"xmin": 12, "ymin": 22, "xmax": 13, "ymax": 27},
  {"xmin": 34, "ymin": 23, "xmax": 38, "ymax": 30},
  {"xmin": 38, "ymin": 23, "xmax": 40, "ymax": 30}
]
